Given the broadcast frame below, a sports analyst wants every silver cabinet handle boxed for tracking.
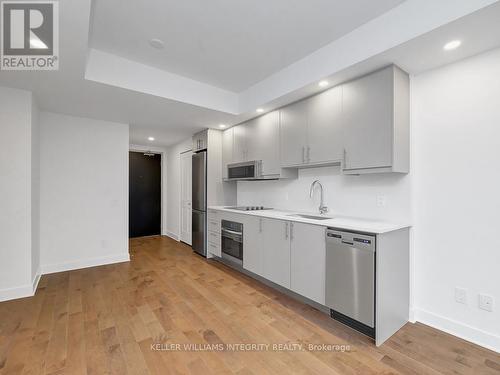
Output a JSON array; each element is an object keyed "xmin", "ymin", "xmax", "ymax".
[
  {"xmin": 221, "ymin": 228, "xmax": 243, "ymax": 236},
  {"xmin": 307, "ymin": 146, "xmax": 311, "ymax": 163},
  {"xmin": 259, "ymin": 218, "xmax": 262, "ymax": 233},
  {"xmin": 290, "ymin": 222, "xmax": 294, "ymax": 241},
  {"xmin": 343, "ymin": 148, "xmax": 347, "ymax": 168},
  {"xmin": 285, "ymin": 222, "xmax": 289, "ymax": 239},
  {"xmin": 302, "ymin": 146, "xmax": 305, "ymax": 163}
]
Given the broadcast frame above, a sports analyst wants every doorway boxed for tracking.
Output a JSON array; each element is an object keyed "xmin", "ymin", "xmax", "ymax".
[
  {"xmin": 129, "ymin": 151, "xmax": 161, "ymax": 238},
  {"xmin": 180, "ymin": 150, "xmax": 193, "ymax": 245}
]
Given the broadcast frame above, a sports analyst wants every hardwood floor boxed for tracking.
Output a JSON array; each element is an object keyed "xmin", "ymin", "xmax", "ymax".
[{"xmin": 1, "ymin": 236, "xmax": 499, "ymax": 375}]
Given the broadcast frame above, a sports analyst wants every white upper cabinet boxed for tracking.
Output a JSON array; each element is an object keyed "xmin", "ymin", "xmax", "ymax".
[
  {"xmin": 261, "ymin": 218, "xmax": 291, "ymax": 288},
  {"xmin": 246, "ymin": 112, "xmax": 280, "ymax": 176},
  {"xmin": 307, "ymin": 85, "xmax": 343, "ymax": 164},
  {"xmin": 280, "ymin": 100, "xmax": 309, "ymax": 167},
  {"xmin": 220, "ymin": 65, "xmax": 409, "ymax": 177},
  {"xmin": 221, "ymin": 128, "xmax": 233, "ymax": 179},
  {"xmin": 290, "ymin": 223, "xmax": 326, "ymax": 304},
  {"xmin": 280, "ymin": 85, "xmax": 343, "ymax": 167},
  {"xmin": 232, "ymin": 124, "xmax": 247, "ymax": 163},
  {"xmin": 244, "ymin": 118, "xmax": 264, "ymax": 161},
  {"xmin": 221, "ymin": 111, "xmax": 296, "ymax": 180},
  {"xmin": 342, "ymin": 65, "xmax": 409, "ymax": 174},
  {"xmin": 192, "ymin": 130, "xmax": 208, "ymax": 152}
]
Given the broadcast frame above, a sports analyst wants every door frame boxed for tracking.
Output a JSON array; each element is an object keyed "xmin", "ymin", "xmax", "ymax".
[
  {"xmin": 180, "ymin": 149, "xmax": 193, "ymax": 245},
  {"xmin": 129, "ymin": 145, "xmax": 167, "ymax": 236}
]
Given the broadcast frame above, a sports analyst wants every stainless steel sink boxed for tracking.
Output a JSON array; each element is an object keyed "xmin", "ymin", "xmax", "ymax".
[{"xmin": 287, "ymin": 214, "xmax": 333, "ymax": 221}]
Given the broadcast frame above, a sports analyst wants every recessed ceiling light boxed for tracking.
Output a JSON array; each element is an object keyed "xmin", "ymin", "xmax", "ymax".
[
  {"xmin": 219, "ymin": 124, "xmax": 227, "ymax": 129},
  {"xmin": 256, "ymin": 108, "xmax": 264, "ymax": 113},
  {"xmin": 318, "ymin": 80, "xmax": 329, "ymax": 87},
  {"xmin": 443, "ymin": 40, "xmax": 461, "ymax": 51},
  {"xmin": 148, "ymin": 136, "xmax": 155, "ymax": 141},
  {"xmin": 149, "ymin": 38, "xmax": 165, "ymax": 49}
]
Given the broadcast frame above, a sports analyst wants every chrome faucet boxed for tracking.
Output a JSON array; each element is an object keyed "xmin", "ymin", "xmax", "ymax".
[{"xmin": 309, "ymin": 180, "xmax": 329, "ymax": 214}]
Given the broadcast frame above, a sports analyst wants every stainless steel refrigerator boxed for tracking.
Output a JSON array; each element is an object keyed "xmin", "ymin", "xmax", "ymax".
[{"xmin": 192, "ymin": 151, "xmax": 207, "ymax": 256}]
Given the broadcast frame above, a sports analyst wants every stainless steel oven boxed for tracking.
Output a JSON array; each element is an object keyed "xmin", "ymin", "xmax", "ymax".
[{"xmin": 221, "ymin": 220, "xmax": 243, "ymax": 266}]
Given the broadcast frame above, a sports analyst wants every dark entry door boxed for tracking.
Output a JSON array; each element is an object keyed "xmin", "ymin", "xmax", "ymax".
[{"xmin": 129, "ymin": 152, "xmax": 161, "ymax": 238}]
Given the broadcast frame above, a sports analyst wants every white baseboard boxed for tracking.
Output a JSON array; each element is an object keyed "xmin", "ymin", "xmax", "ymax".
[
  {"xmin": 32, "ymin": 267, "xmax": 41, "ymax": 294},
  {"xmin": 41, "ymin": 253, "xmax": 130, "ymax": 275},
  {"xmin": 1, "ymin": 255, "xmax": 130, "ymax": 303},
  {"xmin": 165, "ymin": 231, "xmax": 179, "ymax": 241},
  {"xmin": 0, "ymin": 283, "xmax": 34, "ymax": 302},
  {"xmin": 409, "ymin": 308, "xmax": 416, "ymax": 323},
  {"xmin": 0, "ymin": 267, "xmax": 42, "ymax": 302},
  {"xmin": 415, "ymin": 308, "xmax": 500, "ymax": 353}
]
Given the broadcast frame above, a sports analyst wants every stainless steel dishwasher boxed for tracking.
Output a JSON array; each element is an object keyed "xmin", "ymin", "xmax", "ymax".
[{"xmin": 326, "ymin": 228, "xmax": 376, "ymax": 338}]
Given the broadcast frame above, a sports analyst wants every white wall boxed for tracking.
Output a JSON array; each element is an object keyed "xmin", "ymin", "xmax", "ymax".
[
  {"xmin": 130, "ymin": 144, "xmax": 168, "ymax": 235},
  {"xmin": 39, "ymin": 112, "xmax": 130, "ymax": 273},
  {"xmin": 238, "ymin": 166, "xmax": 411, "ymax": 223},
  {"xmin": 31, "ymin": 98, "xmax": 40, "ymax": 281},
  {"xmin": 412, "ymin": 48, "xmax": 500, "ymax": 352},
  {"xmin": 0, "ymin": 87, "xmax": 37, "ymax": 301},
  {"xmin": 166, "ymin": 138, "xmax": 192, "ymax": 239}
]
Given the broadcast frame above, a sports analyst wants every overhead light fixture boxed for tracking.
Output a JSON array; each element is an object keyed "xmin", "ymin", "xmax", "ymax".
[
  {"xmin": 219, "ymin": 124, "xmax": 227, "ymax": 129},
  {"xmin": 443, "ymin": 40, "xmax": 461, "ymax": 51},
  {"xmin": 318, "ymin": 80, "xmax": 329, "ymax": 87},
  {"xmin": 148, "ymin": 136, "xmax": 155, "ymax": 141},
  {"xmin": 149, "ymin": 38, "xmax": 165, "ymax": 49},
  {"xmin": 256, "ymin": 108, "xmax": 264, "ymax": 113}
]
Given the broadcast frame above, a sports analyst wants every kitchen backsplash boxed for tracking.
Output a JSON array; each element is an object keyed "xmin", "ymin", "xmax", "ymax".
[{"xmin": 237, "ymin": 165, "xmax": 411, "ymax": 223}]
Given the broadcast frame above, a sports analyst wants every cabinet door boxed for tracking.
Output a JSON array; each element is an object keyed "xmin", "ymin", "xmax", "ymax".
[
  {"xmin": 221, "ymin": 128, "xmax": 233, "ymax": 179},
  {"xmin": 290, "ymin": 223, "xmax": 326, "ymax": 304},
  {"xmin": 246, "ymin": 112, "xmax": 280, "ymax": 176},
  {"xmin": 280, "ymin": 101, "xmax": 308, "ymax": 167},
  {"xmin": 307, "ymin": 86, "xmax": 343, "ymax": 164},
  {"xmin": 342, "ymin": 67, "xmax": 394, "ymax": 170},
  {"xmin": 232, "ymin": 124, "xmax": 247, "ymax": 163},
  {"xmin": 244, "ymin": 118, "xmax": 258, "ymax": 162},
  {"xmin": 262, "ymin": 219, "xmax": 290, "ymax": 288},
  {"xmin": 243, "ymin": 216, "xmax": 262, "ymax": 276}
]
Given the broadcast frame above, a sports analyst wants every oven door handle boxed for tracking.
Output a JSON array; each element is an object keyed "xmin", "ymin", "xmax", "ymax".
[{"xmin": 221, "ymin": 228, "xmax": 243, "ymax": 236}]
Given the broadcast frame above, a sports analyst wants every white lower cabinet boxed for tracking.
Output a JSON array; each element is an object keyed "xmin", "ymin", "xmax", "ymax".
[
  {"xmin": 207, "ymin": 209, "xmax": 221, "ymax": 257},
  {"xmin": 243, "ymin": 216, "xmax": 263, "ymax": 276},
  {"xmin": 261, "ymin": 218, "xmax": 291, "ymax": 289},
  {"xmin": 290, "ymin": 223, "xmax": 326, "ymax": 304},
  {"xmin": 225, "ymin": 212, "xmax": 326, "ymax": 304}
]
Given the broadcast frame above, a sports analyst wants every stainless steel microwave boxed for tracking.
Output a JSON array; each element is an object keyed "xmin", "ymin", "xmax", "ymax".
[{"xmin": 226, "ymin": 160, "xmax": 263, "ymax": 181}]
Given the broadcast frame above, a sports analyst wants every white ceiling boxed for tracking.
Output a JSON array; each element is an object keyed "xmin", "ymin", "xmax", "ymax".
[
  {"xmin": 90, "ymin": 0, "xmax": 405, "ymax": 92},
  {"xmin": 0, "ymin": 0, "xmax": 499, "ymax": 147}
]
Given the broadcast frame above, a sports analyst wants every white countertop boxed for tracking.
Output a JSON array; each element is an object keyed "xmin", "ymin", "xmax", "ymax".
[{"xmin": 208, "ymin": 206, "xmax": 410, "ymax": 234}]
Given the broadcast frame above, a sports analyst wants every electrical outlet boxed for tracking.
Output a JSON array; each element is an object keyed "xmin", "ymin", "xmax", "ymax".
[
  {"xmin": 479, "ymin": 294, "xmax": 494, "ymax": 312},
  {"xmin": 376, "ymin": 195, "xmax": 387, "ymax": 207},
  {"xmin": 455, "ymin": 287, "xmax": 467, "ymax": 305}
]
